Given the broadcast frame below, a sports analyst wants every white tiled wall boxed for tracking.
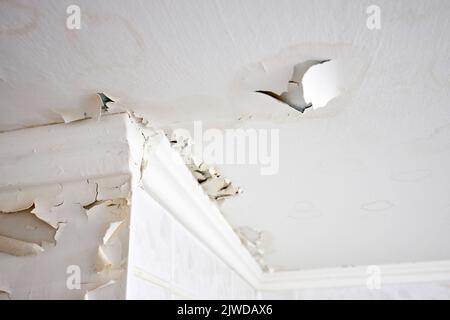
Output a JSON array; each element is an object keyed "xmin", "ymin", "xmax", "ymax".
[{"xmin": 126, "ymin": 187, "xmax": 256, "ymax": 299}]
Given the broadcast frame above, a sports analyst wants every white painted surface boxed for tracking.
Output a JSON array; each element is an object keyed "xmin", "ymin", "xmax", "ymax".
[
  {"xmin": 0, "ymin": 113, "xmax": 131, "ymax": 189},
  {"xmin": 1, "ymin": 0, "xmax": 450, "ymax": 271},
  {"xmin": 127, "ymin": 187, "xmax": 256, "ymax": 299},
  {"xmin": 139, "ymin": 133, "xmax": 263, "ymax": 288},
  {"xmin": 258, "ymin": 260, "xmax": 450, "ymax": 291},
  {"xmin": 259, "ymin": 281, "xmax": 450, "ymax": 300}
]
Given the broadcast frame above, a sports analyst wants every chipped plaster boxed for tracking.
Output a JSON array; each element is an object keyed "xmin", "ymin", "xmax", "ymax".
[{"xmin": 0, "ymin": 177, "xmax": 131, "ymax": 299}]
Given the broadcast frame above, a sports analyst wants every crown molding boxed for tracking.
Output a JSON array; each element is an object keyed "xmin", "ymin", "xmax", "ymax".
[
  {"xmin": 0, "ymin": 113, "xmax": 264, "ymax": 288},
  {"xmin": 2, "ymin": 114, "xmax": 449, "ymax": 292},
  {"xmin": 0, "ymin": 113, "xmax": 132, "ymax": 190},
  {"xmin": 139, "ymin": 133, "xmax": 264, "ymax": 288},
  {"xmin": 258, "ymin": 260, "xmax": 450, "ymax": 291}
]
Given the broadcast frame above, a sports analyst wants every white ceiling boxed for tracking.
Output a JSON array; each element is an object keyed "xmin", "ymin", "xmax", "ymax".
[{"xmin": 1, "ymin": 0, "xmax": 450, "ymax": 270}]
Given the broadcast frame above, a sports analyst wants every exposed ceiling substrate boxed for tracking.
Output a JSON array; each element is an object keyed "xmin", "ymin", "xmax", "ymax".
[{"xmin": 1, "ymin": 0, "xmax": 450, "ymax": 271}]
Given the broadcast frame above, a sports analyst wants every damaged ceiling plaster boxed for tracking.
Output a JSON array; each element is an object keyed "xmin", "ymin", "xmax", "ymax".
[
  {"xmin": 1, "ymin": 0, "xmax": 450, "ymax": 272},
  {"xmin": 255, "ymin": 59, "xmax": 339, "ymax": 113}
]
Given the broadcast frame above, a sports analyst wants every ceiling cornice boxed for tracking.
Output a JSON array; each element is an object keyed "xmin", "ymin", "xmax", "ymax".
[{"xmin": 2, "ymin": 113, "xmax": 449, "ymax": 291}]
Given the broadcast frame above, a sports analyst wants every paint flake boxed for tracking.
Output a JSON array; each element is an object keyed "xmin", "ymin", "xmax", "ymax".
[{"xmin": 0, "ymin": 234, "xmax": 44, "ymax": 256}]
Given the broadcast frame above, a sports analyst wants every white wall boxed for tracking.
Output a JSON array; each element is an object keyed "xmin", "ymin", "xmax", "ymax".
[{"xmin": 127, "ymin": 187, "xmax": 256, "ymax": 299}]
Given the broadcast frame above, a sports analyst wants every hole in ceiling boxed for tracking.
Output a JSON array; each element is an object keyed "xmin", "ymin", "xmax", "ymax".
[{"xmin": 255, "ymin": 59, "xmax": 341, "ymax": 113}]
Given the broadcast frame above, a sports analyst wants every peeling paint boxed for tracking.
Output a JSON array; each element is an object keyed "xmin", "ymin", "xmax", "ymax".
[
  {"xmin": 0, "ymin": 176, "xmax": 131, "ymax": 299},
  {"xmin": 0, "ymin": 285, "xmax": 11, "ymax": 300},
  {"xmin": 53, "ymin": 222, "xmax": 66, "ymax": 244},
  {"xmin": 0, "ymin": 184, "xmax": 62, "ymax": 213},
  {"xmin": 56, "ymin": 92, "xmax": 128, "ymax": 124},
  {"xmin": 84, "ymin": 280, "xmax": 118, "ymax": 300},
  {"xmin": 59, "ymin": 109, "xmax": 90, "ymax": 124},
  {"xmin": 103, "ymin": 220, "xmax": 125, "ymax": 245},
  {"xmin": 169, "ymin": 133, "xmax": 242, "ymax": 201},
  {"xmin": 91, "ymin": 175, "xmax": 131, "ymax": 201},
  {"xmin": 31, "ymin": 198, "xmax": 64, "ymax": 229},
  {"xmin": 0, "ymin": 234, "xmax": 44, "ymax": 256},
  {"xmin": 235, "ymin": 226, "xmax": 273, "ymax": 273},
  {"xmin": 0, "ymin": 207, "xmax": 56, "ymax": 247},
  {"xmin": 255, "ymin": 59, "xmax": 333, "ymax": 113}
]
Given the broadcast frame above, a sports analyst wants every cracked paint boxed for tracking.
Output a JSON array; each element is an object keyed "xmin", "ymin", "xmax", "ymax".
[
  {"xmin": 0, "ymin": 176, "xmax": 131, "ymax": 299},
  {"xmin": 235, "ymin": 226, "xmax": 273, "ymax": 273},
  {"xmin": 169, "ymin": 132, "xmax": 242, "ymax": 201}
]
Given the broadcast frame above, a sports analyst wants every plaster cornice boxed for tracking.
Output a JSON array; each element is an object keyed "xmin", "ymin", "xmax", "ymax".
[{"xmin": 2, "ymin": 113, "xmax": 449, "ymax": 291}]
